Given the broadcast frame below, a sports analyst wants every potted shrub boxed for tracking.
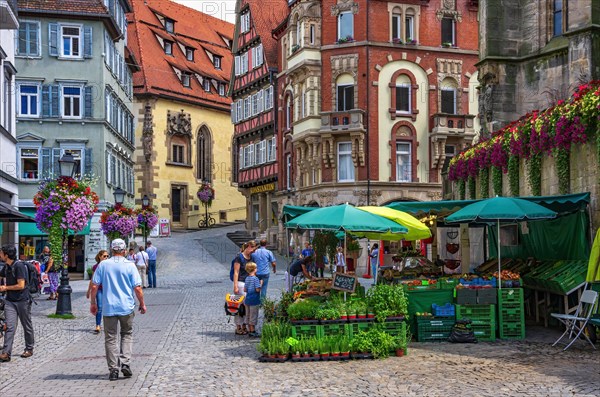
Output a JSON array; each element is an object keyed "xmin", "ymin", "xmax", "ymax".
[
  {"xmin": 367, "ymin": 307, "xmax": 375, "ymax": 319},
  {"xmin": 346, "ymin": 302, "xmax": 357, "ymax": 321},
  {"xmin": 356, "ymin": 301, "xmax": 367, "ymax": 319},
  {"xmin": 442, "ymin": 42, "xmax": 453, "ymax": 48},
  {"xmin": 277, "ymin": 340, "xmax": 288, "ymax": 359},
  {"xmin": 366, "ymin": 284, "xmax": 408, "ymax": 322},
  {"xmin": 339, "ymin": 336, "xmax": 350, "ymax": 358},
  {"xmin": 319, "ymin": 339, "xmax": 330, "ymax": 359}
]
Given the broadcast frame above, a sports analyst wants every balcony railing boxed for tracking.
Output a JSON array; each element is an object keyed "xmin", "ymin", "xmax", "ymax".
[
  {"xmin": 0, "ymin": 0, "xmax": 19, "ymax": 30},
  {"xmin": 320, "ymin": 109, "xmax": 366, "ymax": 133},
  {"xmin": 430, "ymin": 113, "xmax": 476, "ymax": 138}
]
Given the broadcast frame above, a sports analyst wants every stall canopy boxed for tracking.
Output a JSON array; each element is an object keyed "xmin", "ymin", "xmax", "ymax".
[
  {"xmin": 0, "ymin": 202, "xmax": 36, "ymax": 222},
  {"xmin": 358, "ymin": 206, "xmax": 431, "ymax": 241},
  {"xmin": 586, "ymin": 229, "xmax": 600, "ymax": 282},
  {"xmin": 281, "ymin": 205, "xmax": 315, "ymax": 223}
]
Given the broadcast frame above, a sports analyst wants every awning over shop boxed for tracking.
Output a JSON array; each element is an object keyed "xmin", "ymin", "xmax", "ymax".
[
  {"xmin": 0, "ymin": 201, "xmax": 36, "ymax": 222},
  {"xmin": 18, "ymin": 208, "xmax": 91, "ymax": 236},
  {"xmin": 386, "ymin": 193, "xmax": 590, "ymax": 217}
]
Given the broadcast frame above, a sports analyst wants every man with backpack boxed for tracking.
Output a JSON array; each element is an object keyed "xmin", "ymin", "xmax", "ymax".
[{"xmin": 0, "ymin": 244, "xmax": 35, "ymax": 362}]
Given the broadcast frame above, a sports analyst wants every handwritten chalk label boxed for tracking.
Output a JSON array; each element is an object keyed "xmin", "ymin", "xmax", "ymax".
[{"xmin": 332, "ymin": 273, "xmax": 357, "ymax": 293}]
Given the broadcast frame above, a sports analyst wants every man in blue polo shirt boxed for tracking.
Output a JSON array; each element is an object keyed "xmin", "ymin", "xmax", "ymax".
[
  {"xmin": 251, "ymin": 239, "xmax": 276, "ymax": 299},
  {"xmin": 145, "ymin": 240, "xmax": 158, "ymax": 288},
  {"xmin": 90, "ymin": 238, "xmax": 146, "ymax": 381}
]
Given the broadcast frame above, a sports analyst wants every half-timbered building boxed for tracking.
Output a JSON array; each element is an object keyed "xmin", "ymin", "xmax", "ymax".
[{"xmin": 230, "ymin": 0, "xmax": 288, "ymax": 242}]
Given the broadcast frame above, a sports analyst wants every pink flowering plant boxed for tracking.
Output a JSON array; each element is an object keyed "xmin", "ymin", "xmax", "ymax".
[
  {"xmin": 34, "ymin": 176, "xmax": 99, "ymax": 267},
  {"xmin": 197, "ymin": 182, "xmax": 215, "ymax": 207},
  {"xmin": 100, "ymin": 204, "xmax": 138, "ymax": 240},
  {"xmin": 449, "ymin": 80, "xmax": 600, "ymax": 195}
]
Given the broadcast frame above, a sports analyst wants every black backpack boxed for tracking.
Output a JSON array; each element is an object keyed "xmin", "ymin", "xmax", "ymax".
[{"xmin": 12, "ymin": 261, "xmax": 42, "ymax": 295}]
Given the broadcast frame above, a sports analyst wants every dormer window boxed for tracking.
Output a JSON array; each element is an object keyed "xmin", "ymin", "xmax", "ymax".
[
  {"xmin": 214, "ymin": 56, "xmax": 221, "ymax": 69},
  {"xmin": 219, "ymin": 83, "xmax": 226, "ymax": 96},
  {"xmin": 203, "ymin": 78, "xmax": 210, "ymax": 92},
  {"xmin": 165, "ymin": 18, "xmax": 174, "ymax": 33},
  {"xmin": 164, "ymin": 40, "xmax": 173, "ymax": 55},
  {"xmin": 182, "ymin": 72, "xmax": 191, "ymax": 87},
  {"xmin": 186, "ymin": 47, "xmax": 194, "ymax": 61}
]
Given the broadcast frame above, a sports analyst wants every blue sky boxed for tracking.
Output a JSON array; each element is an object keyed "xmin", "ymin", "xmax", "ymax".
[{"xmin": 173, "ymin": 0, "xmax": 237, "ymax": 24}]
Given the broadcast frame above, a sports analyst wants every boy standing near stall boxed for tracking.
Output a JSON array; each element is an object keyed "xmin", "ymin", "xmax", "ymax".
[{"xmin": 243, "ymin": 262, "xmax": 262, "ymax": 337}]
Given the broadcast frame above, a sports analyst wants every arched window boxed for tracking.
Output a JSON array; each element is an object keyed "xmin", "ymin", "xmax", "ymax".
[
  {"xmin": 390, "ymin": 121, "xmax": 418, "ymax": 182},
  {"xmin": 284, "ymin": 93, "xmax": 293, "ymax": 130},
  {"xmin": 388, "ymin": 69, "xmax": 418, "ymax": 120},
  {"xmin": 336, "ymin": 73, "xmax": 354, "ymax": 111},
  {"xmin": 197, "ymin": 126, "xmax": 212, "ymax": 182},
  {"xmin": 440, "ymin": 77, "xmax": 458, "ymax": 114}
]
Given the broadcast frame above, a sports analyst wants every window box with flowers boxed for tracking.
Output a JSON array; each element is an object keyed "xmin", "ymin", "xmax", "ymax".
[
  {"xmin": 337, "ymin": 36, "xmax": 354, "ymax": 44},
  {"xmin": 291, "ymin": 44, "xmax": 301, "ymax": 54},
  {"xmin": 442, "ymin": 42, "xmax": 453, "ymax": 48}
]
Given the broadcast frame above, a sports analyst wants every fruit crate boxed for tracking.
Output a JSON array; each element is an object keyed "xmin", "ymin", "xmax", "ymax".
[
  {"xmin": 499, "ymin": 321, "xmax": 525, "ymax": 340},
  {"xmin": 456, "ymin": 304, "xmax": 496, "ymax": 326},
  {"xmin": 498, "ymin": 288, "xmax": 523, "ymax": 305},
  {"xmin": 455, "ymin": 288, "xmax": 478, "ymax": 305},
  {"xmin": 379, "ymin": 321, "xmax": 406, "ymax": 337},
  {"xmin": 477, "ymin": 288, "xmax": 498, "ymax": 304},
  {"xmin": 472, "ymin": 324, "xmax": 496, "ymax": 342},
  {"xmin": 321, "ymin": 323, "xmax": 347, "ymax": 338},
  {"xmin": 416, "ymin": 318, "xmax": 454, "ymax": 342},
  {"xmin": 416, "ymin": 317, "xmax": 456, "ymax": 327},
  {"xmin": 438, "ymin": 278, "xmax": 459, "ymax": 290},
  {"xmin": 291, "ymin": 324, "xmax": 323, "ymax": 339},
  {"xmin": 432, "ymin": 303, "xmax": 455, "ymax": 317},
  {"xmin": 344, "ymin": 322, "xmax": 372, "ymax": 339}
]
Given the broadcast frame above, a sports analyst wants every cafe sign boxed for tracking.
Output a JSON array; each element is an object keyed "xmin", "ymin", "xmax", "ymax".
[{"xmin": 249, "ymin": 182, "xmax": 275, "ymax": 195}]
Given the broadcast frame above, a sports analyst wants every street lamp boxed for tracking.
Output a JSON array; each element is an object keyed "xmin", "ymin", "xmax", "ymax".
[
  {"xmin": 113, "ymin": 187, "xmax": 126, "ymax": 207},
  {"xmin": 141, "ymin": 194, "xmax": 149, "ymax": 247},
  {"xmin": 56, "ymin": 153, "xmax": 77, "ymax": 315}
]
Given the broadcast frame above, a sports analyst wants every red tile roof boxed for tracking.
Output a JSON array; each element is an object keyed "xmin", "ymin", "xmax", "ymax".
[
  {"xmin": 128, "ymin": 0, "xmax": 234, "ymax": 110},
  {"xmin": 18, "ymin": 0, "xmax": 109, "ymax": 14},
  {"xmin": 241, "ymin": 0, "xmax": 289, "ymax": 67}
]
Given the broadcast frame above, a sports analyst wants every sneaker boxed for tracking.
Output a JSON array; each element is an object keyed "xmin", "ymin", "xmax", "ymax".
[
  {"xmin": 248, "ymin": 332, "xmax": 260, "ymax": 338},
  {"xmin": 109, "ymin": 369, "xmax": 119, "ymax": 381},
  {"xmin": 0, "ymin": 353, "xmax": 10, "ymax": 362},
  {"xmin": 121, "ymin": 364, "xmax": 132, "ymax": 378},
  {"xmin": 20, "ymin": 350, "xmax": 33, "ymax": 358}
]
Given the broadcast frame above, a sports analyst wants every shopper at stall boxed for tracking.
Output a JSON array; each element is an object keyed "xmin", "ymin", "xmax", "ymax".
[
  {"xmin": 232, "ymin": 241, "xmax": 256, "ymax": 335},
  {"xmin": 369, "ymin": 243, "xmax": 380, "ymax": 282},
  {"xmin": 286, "ymin": 256, "xmax": 313, "ymax": 292},
  {"xmin": 301, "ymin": 242, "xmax": 316, "ymax": 276},
  {"xmin": 251, "ymin": 239, "xmax": 276, "ymax": 299},
  {"xmin": 335, "ymin": 247, "xmax": 346, "ymax": 273}
]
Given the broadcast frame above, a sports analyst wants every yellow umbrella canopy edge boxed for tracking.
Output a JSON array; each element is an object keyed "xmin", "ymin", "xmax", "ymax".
[
  {"xmin": 587, "ymin": 228, "xmax": 600, "ymax": 283},
  {"xmin": 358, "ymin": 206, "xmax": 432, "ymax": 241}
]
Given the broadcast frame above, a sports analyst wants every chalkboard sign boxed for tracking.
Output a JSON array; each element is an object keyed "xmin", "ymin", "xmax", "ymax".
[{"xmin": 332, "ymin": 273, "xmax": 357, "ymax": 293}]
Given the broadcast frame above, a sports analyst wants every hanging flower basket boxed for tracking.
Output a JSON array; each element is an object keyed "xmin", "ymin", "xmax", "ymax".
[
  {"xmin": 136, "ymin": 206, "xmax": 159, "ymax": 231},
  {"xmin": 197, "ymin": 182, "xmax": 215, "ymax": 207},
  {"xmin": 33, "ymin": 176, "xmax": 99, "ymax": 267},
  {"xmin": 100, "ymin": 205, "xmax": 138, "ymax": 241}
]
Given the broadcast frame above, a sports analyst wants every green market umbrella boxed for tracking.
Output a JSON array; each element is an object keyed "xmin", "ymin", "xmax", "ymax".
[
  {"xmin": 358, "ymin": 206, "xmax": 432, "ymax": 241},
  {"xmin": 445, "ymin": 196, "xmax": 557, "ymax": 288}
]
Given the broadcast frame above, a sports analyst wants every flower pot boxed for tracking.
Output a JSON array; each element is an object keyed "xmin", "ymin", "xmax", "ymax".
[
  {"xmin": 292, "ymin": 353, "xmax": 300, "ymax": 359},
  {"xmin": 367, "ymin": 313, "xmax": 375, "ymax": 319},
  {"xmin": 341, "ymin": 314, "xmax": 348, "ymax": 320},
  {"xmin": 358, "ymin": 314, "xmax": 366, "ymax": 319},
  {"xmin": 348, "ymin": 314, "xmax": 357, "ymax": 320},
  {"xmin": 321, "ymin": 352, "xmax": 330, "ymax": 359},
  {"xmin": 277, "ymin": 354, "xmax": 288, "ymax": 359},
  {"xmin": 331, "ymin": 352, "xmax": 340, "ymax": 357},
  {"xmin": 341, "ymin": 351, "xmax": 350, "ymax": 357},
  {"xmin": 395, "ymin": 349, "xmax": 405, "ymax": 357}
]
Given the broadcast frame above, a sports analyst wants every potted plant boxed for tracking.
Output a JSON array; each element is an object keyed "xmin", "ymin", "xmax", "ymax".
[
  {"xmin": 442, "ymin": 42, "xmax": 453, "ymax": 48},
  {"xmin": 392, "ymin": 38, "xmax": 403, "ymax": 44},
  {"xmin": 319, "ymin": 339, "xmax": 330, "ymax": 360},
  {"xmin": 367, "ymin": 307, "xmax": 375, "ymax": 319},
  {"xmin": 366, "ymin": 284, "xmax": 408, "ymax": 322},
  {"xmin": 395, "ymin": 327, "xmax": 410, "ymax": 357},
  {"xmin": 337, "ymin": 35, "xmax": 354, "ymax": 44},
  {"xmin": 346, "ymin": 302, "xmax": 357, "ymax": 321},
  {"xmin": 277, "ymin": 340, "xmax": 289, "ymax": 360},
  {"xmin": 339, "ymin": 336, "xmax": 350, "ymax": 358},
  {"xmin": 356, "ymin": 301, "xmax": 367, "ymax": 319},
  {"xmin": 291, "ymin": 44, "xmax": 301, "ymax": 54},
  {"xmin": 330, "ymin": 337, "xmax": 340, "ymax": 358}
]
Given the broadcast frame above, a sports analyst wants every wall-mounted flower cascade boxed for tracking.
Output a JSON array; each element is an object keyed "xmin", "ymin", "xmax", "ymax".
[{"xmin": 449, "ymin": 81, "xmax": 600, "ymax": 195}]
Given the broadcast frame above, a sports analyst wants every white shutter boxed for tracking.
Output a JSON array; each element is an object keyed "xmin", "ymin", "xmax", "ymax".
[
  {"xmin": 243, "ymin": 52, "xmax": 248, "ymax": 74},
  {"xmin": 251, "ymin": 47, "xmax": 256, "ymax": 69},
  {"xmin": 234, "ymin": 56, "xmax": 240, "ymax": 76},
  {"xmin": 239, "ymin": 146, "xmax": 244, "ymax": 169},
  {"xmin": 231, "ymin": 103, "xmax": 236, "ymax": 123},
  {"xmin": 257, "ymin": 44, "xmax": 263, "ymax": 66},
  {"xmin": 258, "ymin": 91, "xmax": 264, "ymax": 113}
]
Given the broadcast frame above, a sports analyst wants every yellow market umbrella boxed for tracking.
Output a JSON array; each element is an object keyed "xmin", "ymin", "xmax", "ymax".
[
  {"xmin": 358, "ymin": 206, "xmax": 432, "ymax": 241},
  {"xmin": 587, "ymin": 228, "xmax": 600, "ymax": 282}
]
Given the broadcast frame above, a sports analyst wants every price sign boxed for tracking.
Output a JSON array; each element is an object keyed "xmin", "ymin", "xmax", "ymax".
[{"xmin": 332, "ymin": 273, "xmax": 357, "ymax": 293}]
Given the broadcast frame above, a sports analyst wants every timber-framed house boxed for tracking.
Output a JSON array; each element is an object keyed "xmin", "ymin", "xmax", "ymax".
[{"xmin": 230, "ymin": 0, "xmax": 288, "ymax": 241}]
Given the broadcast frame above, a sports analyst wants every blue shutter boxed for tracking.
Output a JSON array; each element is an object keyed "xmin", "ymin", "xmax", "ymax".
[
  {"xmin": 84, "ymin": 26, "xmax": 93, "ymax": 58},
  {"xmin": 84, "ymin": 86, "xmax": 93, "ymax": 118},
  {"xmin": 84, "ymin": 148, "xmax": 93, "ymax": 176},
  {"xmin": 50, "ymin": 85, "xmax": 60, "ymax": 118},
  {"xmin": 41, "ymin": 148, "xmax": 51, "ymax": 178},
  {"xmin": 52, "ymin": 148, "xmax": 61, "ymax": 177},
  {"xmin": 49, "ymin": 23, "xmax": 59, "ymax": 57},
  {"xmin": 42, "ymin": 85, "xmax": 50, "ymax": 117}
]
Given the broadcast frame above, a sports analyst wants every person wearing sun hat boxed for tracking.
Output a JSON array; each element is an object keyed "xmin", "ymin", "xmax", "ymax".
[{"xmin": 89, "ymin": 238, "xmax": 147, "ymax": 381}]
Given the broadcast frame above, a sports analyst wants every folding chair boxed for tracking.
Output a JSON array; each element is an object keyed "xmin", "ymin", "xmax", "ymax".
[{"xmin": 551, "ymin": 289, "xmax": 599, "ymax": 351}]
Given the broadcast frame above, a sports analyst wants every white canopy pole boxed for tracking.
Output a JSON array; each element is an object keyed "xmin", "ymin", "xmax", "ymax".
[{"xmin": 497, "ymin": 220, "xmax": 502, "ymax": 290}]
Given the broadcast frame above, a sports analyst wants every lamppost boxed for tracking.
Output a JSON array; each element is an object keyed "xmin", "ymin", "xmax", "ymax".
[
  {"xmin": 56, "ymin": 153, "xmax": 76, "ymax": 315},
  {"xmin": 113, "ymin": 187, "xmax": 126, "ymax": 209},
  {"xmin": 141, "ymin": 194, "xmax": 150, "ymax": 247}
]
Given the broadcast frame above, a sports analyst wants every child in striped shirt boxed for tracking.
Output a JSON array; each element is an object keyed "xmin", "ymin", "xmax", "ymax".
[{"xmin": 244, "ymin": 262, "xmax": 262, "ymax": 337}]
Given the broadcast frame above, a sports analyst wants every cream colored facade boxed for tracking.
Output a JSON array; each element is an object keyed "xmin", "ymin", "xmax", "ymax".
[{"xmin": 134, "ymin": 98, "xmax": 246, "ymax": 229}]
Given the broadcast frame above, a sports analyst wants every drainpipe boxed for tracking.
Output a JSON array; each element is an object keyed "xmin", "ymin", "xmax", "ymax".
[{"xmin": 366, "ymin": 0, "xmax": 371, "ymax": 205}]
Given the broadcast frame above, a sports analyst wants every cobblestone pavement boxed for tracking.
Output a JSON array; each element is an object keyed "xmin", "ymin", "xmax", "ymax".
[{"xmin": 1, "ymin": 225, "xmax": 599, "ymax": 396}]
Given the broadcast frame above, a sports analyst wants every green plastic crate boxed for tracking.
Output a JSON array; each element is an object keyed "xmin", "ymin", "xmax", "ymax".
[
  {"xmin": 344, "ymin": 322, "xmax": 372, "ymax": 339},
  {"xmin": 291, "ymin": 324, "xmax": 323, "ymax": 339},
  {"xmin": 499, "ymin": 322, "xmax": 525, "ymax": 340},
  {"xmin": 416, "ymin": 318, "xmax": 454, "ymax": 342},
  {"xmin": 321, "ymin": 323, "xmax": 347, "ymax": 337},
  {"xmin": 456, "ymin": 305, "xmax": 496, "ymax": 326},
  {"xmin": 438, "ymin": 278, "xmax": 459, "ymax": 290},
  {"xmin": 472, "ymin": 324, "xmax": 496, "ymax": 341},
  {"xmin": 499, "ymin": 306, "xmax": 525, "ymax": 324},
  {"xmin": 498, "ymin": 288, "xmax": 523, "ymax": 304},
  {"xmin": 380, "ymin": 321, "xmax": 407, "ymax": 337}
]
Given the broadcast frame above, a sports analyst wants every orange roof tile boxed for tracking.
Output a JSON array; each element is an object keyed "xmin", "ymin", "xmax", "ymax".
[
  {"xmin": 242, "ymin": 0, "xmax": 289, "ymax": 67},
  {"xmin": 129, "ymin": 0, "xmax": 234, "ymax": 110},
  {"xmin": 18, "ymin": 0, "xmax": 109, "ymax": 14}
]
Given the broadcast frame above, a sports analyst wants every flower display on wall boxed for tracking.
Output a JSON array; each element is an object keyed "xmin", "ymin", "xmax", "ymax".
[{"xmin": 449, "ymin": 81, "xmax": 600, "ymax": 195}]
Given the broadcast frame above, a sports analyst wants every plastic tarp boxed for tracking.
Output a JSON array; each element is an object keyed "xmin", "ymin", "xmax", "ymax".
[{"xmin": 487, "ymin": 211, "xmax": 589, "ymax": 261}]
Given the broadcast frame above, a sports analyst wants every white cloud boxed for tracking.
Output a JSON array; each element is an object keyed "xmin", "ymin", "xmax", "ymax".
[{"xmin": 172, "ymin": 0, "xmax": 237, "ymax": 24}]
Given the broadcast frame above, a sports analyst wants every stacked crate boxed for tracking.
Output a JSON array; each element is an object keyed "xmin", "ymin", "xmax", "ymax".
[
  {"xmin": 455, "ymin": 304, "xmax": 496, "ymax": 341},
  {"xmin": 416, "ymin": 317, "xmax": 455, "ymax": 342},
  {"xmin": 498, "ymin": 288, "xmax": 525, "ymax": 340}
]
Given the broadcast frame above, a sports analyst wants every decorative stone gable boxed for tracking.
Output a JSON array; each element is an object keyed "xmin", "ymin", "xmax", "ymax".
[
  {"xmin": 436, "ymin": 0, "xmax": 462, "ymax": 21},
  {"xmin": 331, "ymin": 0, "xmax": 359, "ymax": 16},
  {"xmin": 436, "ymin": 58, "xmax": 463, "ymax": 86}
]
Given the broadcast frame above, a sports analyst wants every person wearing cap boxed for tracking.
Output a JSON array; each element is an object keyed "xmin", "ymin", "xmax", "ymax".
[{"xmin": 89, "ymin": 238, "xmax": 147, "ymax": 381}]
